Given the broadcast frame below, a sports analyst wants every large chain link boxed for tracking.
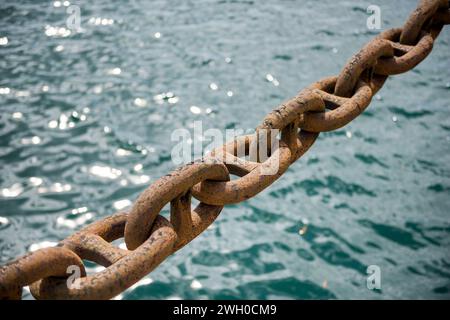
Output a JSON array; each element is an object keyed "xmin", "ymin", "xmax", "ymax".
[{"xmin": 1, "ymin": 0, "xmax": 449, "ymax": 300}]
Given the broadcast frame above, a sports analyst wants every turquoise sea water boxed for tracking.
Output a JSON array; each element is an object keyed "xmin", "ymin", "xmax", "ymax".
[{"xmin": 1, "ymin": 0, "xmax": 450, "ymax": 299}]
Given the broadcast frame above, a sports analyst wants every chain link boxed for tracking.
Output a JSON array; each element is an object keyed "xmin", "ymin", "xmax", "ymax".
[{"xmin": 1, "ymin": 0, "xmax": 449, "ymax": 300}]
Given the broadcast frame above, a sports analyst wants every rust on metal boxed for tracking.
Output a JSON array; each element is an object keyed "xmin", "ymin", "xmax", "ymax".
[
  {"xmin": 374, "ymin": 29, "xmax": 435, "ymax": 75},
  {"xmin": 0, "ymin": 0, "xmax": 449, "ymax": 300},
  {"xmin": 400, "ymin": 0, "xmax": 448, "ymax": 44},
  {"xmin": 297, "ymin": 76, "xmax": 373, "ymax": 132},
  {"xmin": 0, "ymin": 247, "xmax": 85, "ymax": 300},
  {"xmin": 30, "ymin": 215, "xmax": 176, "ymax": 300},
  {"xmin": 125, "ymin": 160, "xmax": 229, "ymax": 250},
  {"xmin": 191, "ymin": 135, "xmax": 292, "ymax": 206},
  {"xmin": 334, "ymin": 39, "xmax": 394, "ymax": 97}
]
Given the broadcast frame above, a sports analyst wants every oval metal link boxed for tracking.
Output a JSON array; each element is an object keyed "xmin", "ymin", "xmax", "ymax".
[
  {"xmin": 191, "ymin": 135, "xmax": 292, "ymax": 206},
  {"xmin": 257, "ymin": 88, "xmax": 325, "ymax": 162},
  {"xmin": 61, "ymin": 212, "xmax": 129, "ymax": 267},
  {"xmin": 335, "ymin": 39, "xmax": 394, "ymax": 97},
  {"xmin": 374, "ymin": 28, "xmax": 435, "ymax": 75},
  {"xmin": 125, "ymin": 160, "xmax": 230, "ymax": 250},
  {"xmin": 400, "ymin": 0, "xmax": 448, "ymax": 44},
  {"xmin": 259, "ymin": 89, "xmax": 325, "ymax": 132},
  {"xmin": 0, "ymin": 247, "xmax": 85, "ymax": 300},
  {"xmin": 29, "ymin": 214, "xmax": 176, "ymax": 300},
  {"xmin": 297, "ymin": 76, "xmax": 374, "ymax": 132},
  {"xmin": 170, "ymin": 191, "xmax": 225, "ymax": 251}
]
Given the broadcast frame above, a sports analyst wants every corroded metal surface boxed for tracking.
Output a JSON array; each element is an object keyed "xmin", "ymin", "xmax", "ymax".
[
  {"xmin": 399, "ymin": 0, "xmax": 448, "ymax": 44},
  {"xmin": 125, "ymin": 160, "xmax": 229, "ymax": 250},
  {"xmin": 0, "ymin": 247, "xmax": 85, "ymax": 299},
  {"xmin": 0, "ymin": 0, "xmax": 449, "ymax": 300},
  {"xmin": 30, "ymin": 214, "xmax": 176, "ymax": 300},
  {"xmin": 191, "ymin": 136, "xmax": 292, "ymax": 205}
]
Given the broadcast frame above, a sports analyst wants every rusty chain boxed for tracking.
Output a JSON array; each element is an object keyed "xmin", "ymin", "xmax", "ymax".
[{"xmin": 1, "ymin": 0, "xmax": 449, "ymax": 300}]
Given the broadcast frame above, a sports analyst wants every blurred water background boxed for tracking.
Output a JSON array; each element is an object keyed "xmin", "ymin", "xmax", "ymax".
[{"xmin": 1, "ymin": 0, "xmax": 450, "ymax": 299}]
